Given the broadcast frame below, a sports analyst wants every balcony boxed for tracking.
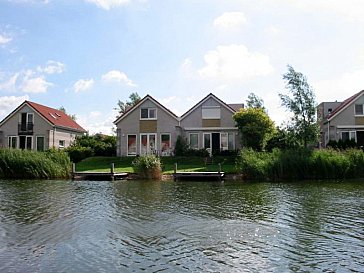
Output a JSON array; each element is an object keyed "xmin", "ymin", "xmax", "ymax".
[{"xmin": 18, "ymin": 122, "xmax": 34, "ymax": 135}]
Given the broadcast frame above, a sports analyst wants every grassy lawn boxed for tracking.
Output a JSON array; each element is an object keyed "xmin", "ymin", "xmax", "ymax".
[{"xmin": 75, "ymin": 156, "xmax": 238, "ymax": 174}]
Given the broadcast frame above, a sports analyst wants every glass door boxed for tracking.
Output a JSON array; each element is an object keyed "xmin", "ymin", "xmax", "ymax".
[{"xmin": 140, "ymin": 134, "xmax": 157, "ymax": 155}]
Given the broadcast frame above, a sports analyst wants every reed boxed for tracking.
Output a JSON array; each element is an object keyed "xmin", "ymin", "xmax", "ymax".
[
  {"xmin": 0, "ymin": 148, "xmax": 71, "ymax": 179},
  {"xmin": 236, "ymin": 148, "xmax": 364, "ymax": 181},
  {"xmin": 132, "ymin": 155, "xmax": 162, "ymax": 179}
]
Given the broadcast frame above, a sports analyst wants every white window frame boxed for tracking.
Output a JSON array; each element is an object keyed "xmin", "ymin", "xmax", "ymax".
[
  {"xmin": 140, "ymin": 133, "xmax": 157, "ymax": 155},
  {"xmin": 127, "ymin": 134, "xmax": 137, "ymax": 156},
  {"xmin": 140, "ymin": 108, "xmax": 157, "ymax": 120},
  {"xmin": 220, "ymin": 132, "xmax": 228, "ymax": 151},
  {"xmin": 8, "ymin": 136, "xmax": 18, "ymax": 149},
  {"xmin": 59, "ymin": 140, "xmax": 65, "ymax": 149},
  {"xmin": 203, "ymin": 133, "xmax": 212, "ymax": 154},
  {"xmin": 189, "ymin": 133, "xmax": 199, "ymax": 150},
  {"xmin": 36, "ymin": 136, "xmax": 45, "ymax": 152},
  {"xmin": 355, "ymin": 104, "xmax": 364, "ymax": 116},
  {"xmin": 160, "ymin": 133, "xmax": 171, "ymax": 156},
  {"xmin": 228, "ymin": 132, "xmax": 235, "ymax": 150},
  {"xmin": 341, "ymin": 131, "xmax": 356, "ymax": 142}
]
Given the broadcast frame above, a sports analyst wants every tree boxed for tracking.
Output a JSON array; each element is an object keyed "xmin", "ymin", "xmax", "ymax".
[
  {"xmin": 279, "ymin": 65, "xmax": 319, "ymax": 148},
  {"xmin": 233, "ymin": 107, "xmax": 275, "ymax": 151},
  {"xmin": 58, "ymin": 106, "xmax": 76, "ymax": 121},
  {"xmin": 246, "ymin": 92, "xmax": 265, "ymax": 110},
  {"xmin": 116, "ymin": 92, "xmax": 141, "ymax": 115}
]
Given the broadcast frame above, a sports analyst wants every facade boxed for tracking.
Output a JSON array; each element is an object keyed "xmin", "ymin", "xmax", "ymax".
[
  {"xmin": 114, "ymin": 93, "xmax": 242, "ymax": 156},
  {"xmin": 0, "ymin": 101, "xmax": 86, "ymax": 151},
  {"xmin": 318, "ymin": 90, "xmax": 364, "ymax": 147}
]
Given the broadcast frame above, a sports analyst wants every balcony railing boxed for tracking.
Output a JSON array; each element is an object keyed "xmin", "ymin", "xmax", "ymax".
[{"xmin": 18, "ymin": 122, "xmax": 34, "ymax": 135}]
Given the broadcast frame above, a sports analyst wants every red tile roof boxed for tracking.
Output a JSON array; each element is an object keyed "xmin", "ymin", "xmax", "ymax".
[
  {"xmin": 26, "ymin": 101, "xmax": 86, "ymax": 132},
  {"xmin": 327, "ymin": 90, "xmax": 364, "ymax": 121}
]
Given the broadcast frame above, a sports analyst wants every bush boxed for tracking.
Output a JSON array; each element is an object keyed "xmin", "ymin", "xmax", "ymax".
[
  {"xmin": 0, "ymin": 148, "xmax": 71, "ymax": 179},
  {"xmin": 132, "ymin": 155, "xmax": 162, "ymax": 179},
  {"xmin": 65, "ymin": 146, "xmax": 94, "ymax": 163}
]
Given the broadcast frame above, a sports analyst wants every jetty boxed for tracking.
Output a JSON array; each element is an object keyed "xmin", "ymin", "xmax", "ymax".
[
  {"xmin": 173, "ymin": 163, "xmax": 224, "ymax": 181},
  {"xmin": 71, "ymin": 163, "xmax": 128, "ymax": 181}
]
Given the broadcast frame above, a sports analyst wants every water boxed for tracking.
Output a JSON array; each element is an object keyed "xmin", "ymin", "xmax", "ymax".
[{"xmin": 0, "ymin": 179, "xmax": 363, "ymax": 273}]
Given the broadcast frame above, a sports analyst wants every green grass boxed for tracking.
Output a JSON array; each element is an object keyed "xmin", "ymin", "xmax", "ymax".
[{"xmin": 75, "ymin": 156, "xmax": 238, "ymax": 174}]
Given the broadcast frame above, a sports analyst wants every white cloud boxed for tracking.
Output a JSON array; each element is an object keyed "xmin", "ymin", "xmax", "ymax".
[
  {"xmin": 73, "ymin": 78, "xmax": 94, "ymax": 93},
  {"xmin": 85, "ymin": 0, "xmax": 130, "ymax": 10},
  {"xmin": 77, "ymin": 110, "xmax": 118, "ymax": 135},
  {"xmin": 314, "ymin": 68, "xmax": 364, "ymax": 103},
  {"xmin": 20, "ymin": 75, "xmax": 53, "ymax": 93},
  {"xmin": 0, "ymin": 73, "xmax": 19, "ymax": 92},
  {"xmin": 0, "ymin": 95, "xmax": 29, "ymax": 119},
  {"xmin": 102, "ymin": 70, "xmax": 136, "ymax": 86},
  {"xmin": 213, "ymin": 12, "xmax": 247, "ymax": 29},
  {"xmin": 198, "ymin": 44, "xmax": 274, "ymax": 81},
  {"xmin": 0, "ymin": 34, "xmax": 12, "ymax": 45},
  {"xmin": 39, "ymin": 60, "xmax": 66, "ymax": 74}
]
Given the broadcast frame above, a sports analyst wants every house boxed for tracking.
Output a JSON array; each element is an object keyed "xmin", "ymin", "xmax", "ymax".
[
  {"xmin": 0, "ymin": 101, "xmax": 86, "ymax": 151},
  {"xmin": 114, "ymin": 93, "xmax": 242, "ymax": 156},
  {"xmin": 318, "ymin": 90, "xmax": 364, "ymax": 147}
]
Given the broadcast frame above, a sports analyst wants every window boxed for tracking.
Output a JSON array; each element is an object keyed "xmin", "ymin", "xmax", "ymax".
[
  {"xmin": 8, "ymin": 136, "xmax": 17, "ymax": 149},
  {"xmin": 203, "ymin": 133, "xmax": 211, "ymax": 150},
  {"xmin": 59, "ymin": 140, "xmax": 65, "ymax": 149},
  {"xmin": 161, "ymin": 134, "xmax": 171, "ymax": 155},
  {"xmin": 140, "ymin": 108, "xmax": 157, "ymax": 120},
  {"xmin": 127, "ymin": 135, "xmax": 137, "ymax": 156},
  {"xmin": 355, "ymin": 104, "xmax": 364, "ymax": 115},
  {"xmin": 189, "ymin": 133, "xmax": 199, "ymax": 149},
  {"xmin": 341, "ymin": 131, "xmax": 356, "ymax": 142},
  {"xmin": 202, "ymin": 106, "xmax": 221, "ymax": 119},
  {"xmin": 140, "ymin": 134, "xmax": 157, "ymax": 155},
  {"xmin": 221, "ymin": 132, "xmax": 228, "ymax": 151},
  {"xmin": 36, "ymin": 136, "xmax": 45, "ymax": 152},
  {"xmin": 228, "ymin": 133, "xmax": 235, "ymax": 150}
]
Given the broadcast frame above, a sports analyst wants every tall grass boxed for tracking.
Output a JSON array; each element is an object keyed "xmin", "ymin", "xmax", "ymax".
[
  {"xmin": 0, "ymin": 148, "xmax": 71, "ymax": 179},
  {"xmin": 236, "ymin": 148, "xmax": 364, "ymax": 181},
  {"xmin": 132, "ymin": 155, "xmax": 162, "ymax": 179}
]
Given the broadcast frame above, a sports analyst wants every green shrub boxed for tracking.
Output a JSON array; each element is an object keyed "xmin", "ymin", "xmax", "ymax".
[
  {"xmin": 0, "ymin": 148, "xmax": 71, "ymax": 179},
  {"xmin": 65, "ymin": 145, "xmax": 94, "ymax": 163},
  {"xmin": 132, "ymin": 155, "xmax": 162, "ymax": 179}
]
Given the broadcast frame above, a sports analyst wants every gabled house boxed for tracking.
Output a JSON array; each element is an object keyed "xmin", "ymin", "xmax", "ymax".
[
  {"xmin": 318, "ymin": 90, "xmax": 364, "ymax": 147},
  {"xmin": 114, "ymin": 93, "xmax": 243, "ymax": 156},
  {"xmin": 180, "ymin": 93, "xmax": 242, "ymax": 155},
  {"xmin": 114, "ymin": 95, "xmax": 179, "ymax": 156},
  {"xmin": 0, "ymin": 101, "xmax": 86, "ymax": 151}
]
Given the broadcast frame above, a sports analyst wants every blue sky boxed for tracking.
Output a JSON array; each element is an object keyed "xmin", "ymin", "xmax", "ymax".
[{"xmin": 1, "ymin": 0, "xmax": 364, "ymax": 134}]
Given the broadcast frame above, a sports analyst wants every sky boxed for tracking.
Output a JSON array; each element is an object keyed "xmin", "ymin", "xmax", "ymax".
[{"xmin": 1, "ymin": 0, "xmax": 364, "ymax": 135}]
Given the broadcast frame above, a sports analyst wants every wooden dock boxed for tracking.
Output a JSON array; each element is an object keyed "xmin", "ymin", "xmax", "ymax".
[
  {"xmin": 71, "ymin": 163, "xmax": 128, "ymax": 181},
  {"xmin": 173, "ymin": 163, "xmax": 224, "ymax": 181}
]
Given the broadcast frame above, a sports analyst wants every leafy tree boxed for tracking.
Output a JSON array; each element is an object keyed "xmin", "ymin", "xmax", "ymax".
[
  {"xmin": 58, "ymin": 106, "xmax": 77, "ymax": 121},
  {"xmin": 246, "ymin": 92, "xmax": 265, "ymax": 110},
  {"xmin": 116, "ymin": 92, "xmax": 141, "ymax": 115},
  {"xmin": 265, "ymin": 126, "xmax": 300, "ymax": 151},
  {"xmin": 279, "ymin": 65, "xmax": 319, "ymax": 148},
  {"xmin": 233, "ymin": 107, "xmax": 275, "ymax": 151}
]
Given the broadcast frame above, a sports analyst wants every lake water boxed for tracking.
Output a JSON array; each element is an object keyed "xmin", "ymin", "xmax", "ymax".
[{"xmin": 0, "ymin": 179, "xmax": 363, "ymax": 273}]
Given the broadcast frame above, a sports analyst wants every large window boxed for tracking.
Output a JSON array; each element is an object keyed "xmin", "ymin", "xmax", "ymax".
[
  {"xmin": 355, "ymin": 104, "xmax": 364, "ymax": 116},
  {"xmin": 189, "ymin": 133, "xmax": 199, "ymax": 149},
  {"xmin": 202, "ymin": 106, "xmax": 220, "ymax": 119},
  {"xmin": 342, "ymin": 131, "xmax": 356, "ymax": 142},
  {"xmin": 160, "ymin": 134, "xmax": 171, "ymax": 155},
  {"xmin": 8, "ymin": 136, "xmax": 17, "ymax": 149},
  {"xmin": 140, "ymin": 108, "xmax": 157, "ymax": 120},
  {"xmin": 228, "ymin": 132, "xmax": 235, "ymax": 150},
  {"xmin": 140, "ymin": 134, "xmax": 157, "ymax": 155},
  {"xmin": 36, "ymin": 136, "xmax": 45, "ymax": 152},
  {"xmin": 221, "ymin": 133, "xmax": 228, "ymax": 151},
  {"xmin": 127, "ymin": 135, "xmax": 137, "ymax": 156}
]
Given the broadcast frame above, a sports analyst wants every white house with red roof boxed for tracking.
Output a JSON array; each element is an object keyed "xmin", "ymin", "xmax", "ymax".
[
  {"xmin": 317, "ymin": 90, "xmax": 364, "ymax": 147},
  {"xmin": 0, "ymin": 101, "xmax": 86, "ymax": 151},
  {"xmin": 114, "ymin": 93, "xmax": 242, "ymax": 156}
]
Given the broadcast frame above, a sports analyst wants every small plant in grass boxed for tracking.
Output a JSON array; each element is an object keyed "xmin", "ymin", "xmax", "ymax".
[{"xmin": 132, "ymin": 155, "xmax": 162, "ymax": 179}]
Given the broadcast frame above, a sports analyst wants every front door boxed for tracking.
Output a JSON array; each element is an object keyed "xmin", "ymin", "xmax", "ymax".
[
  {"xmin": 140, "ymin": 134, "xmax": 157, "ymax": 155},
  {"xmin": 357, "ymin": 131, "xmax": 364, "ymax": 147},
  {"xmin": 203, "ymin": 133, "xmax": 221, "ymax": 155}
]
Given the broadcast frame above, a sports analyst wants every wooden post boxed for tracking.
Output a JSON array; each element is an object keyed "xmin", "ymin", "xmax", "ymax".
[
  {"xmin": 218, "ymin": 163, "xmax": 222, "ymax": 181},
  {"xmin": 111, "ymin": 163, "xmax": 115, "ymax": 174},
  {"xmin": 174, "ymin": 163, "xmax": 177, "ymax": 181},
  {"xmin": 72, "ymin": 163, "xmax": 76, "ymax": 180}
]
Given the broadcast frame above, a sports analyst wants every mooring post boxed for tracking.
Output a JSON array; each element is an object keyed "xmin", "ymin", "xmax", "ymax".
[
  {"xmin": 111, "ymin": 163, "xmax": 115, "ymax": 174},
  {"xmin": 218, "ymin": 163, "xmax": 222, "ymax": 181},
  {"xmin": 72, "ymin": 163, "xmax": 76, "ymax": 180},
  {"xmin": 174, "ymin": 163, "xmax": 177, "ymax": 181}
]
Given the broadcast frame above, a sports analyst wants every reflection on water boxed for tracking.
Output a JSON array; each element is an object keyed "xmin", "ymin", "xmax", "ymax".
[{"xmin": 0, "ymin": 179, "xmax": 363, "ymax": 272}]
